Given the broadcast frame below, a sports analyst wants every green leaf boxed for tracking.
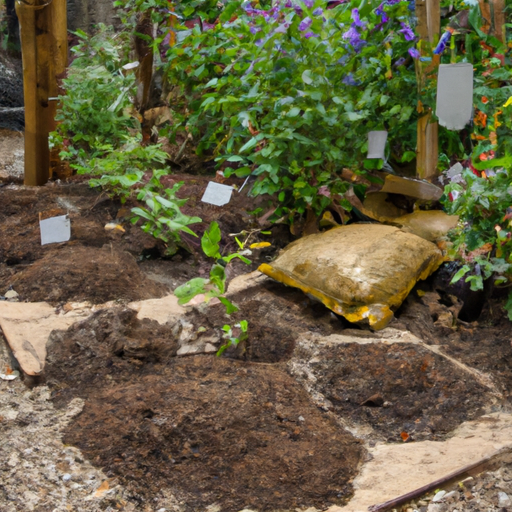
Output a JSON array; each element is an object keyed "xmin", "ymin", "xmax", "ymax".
[
  {"xmin": 451, "ymin": 265, "xmax": 470, "ymax": 284},
  {"xmin": 506, "ymin": 292, "xmax": 512, "ymax": 321},
  {"xmin": 219, "ymin": 296, "xmax": 239, "ymax": 314},
  {"xmin": 466, "ymin": 274, "xmax": 484, "ymax": 292},
  {"xmin": 239, "ymin": 137, "xmax": 258, "ymax": 153},
  {"xmin": 202, "ymin": 221, "xmax": 222, "ymax": 258},
  {"xmin": 380, "ymin": 95, "xmax": 389, "ymax": 106},
  {"xmin": 302, "ymin": 70, "xmax": 313, "ymax": 85},
  {"xmin": 200, "ymin": 96, "xmax": 216, "ymax": 109},
  {"xmin": 287, "ymin": 107, "xmax": 301, "ymax": 117},
  {"xmin": 223, "ymin": 253, "xmax": 251, "ymax": 265},
  {"xmin": 210, "ymin": 263, "xmax": 226, "ymax": 294},
  {"xmin": 345, "ymin": 112, "xmax": 364, "ymax": 121},
  {"xmin": 205, "ymin": 78, "xmax": 218, "ymax": 87},
  {"xmin": 174, "ymin": 278, "xmax": 208, "ymax": 304}
]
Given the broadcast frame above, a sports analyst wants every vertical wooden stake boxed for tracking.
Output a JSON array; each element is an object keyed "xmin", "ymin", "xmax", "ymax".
[
  {"xmin": 416, "ymin": 0, "xmax": 440, "ymax": 183},
  {"xmin": 16, "ymin": 0, "xmax": 51, "ymax": 186},
  {"xmin": 16, "ymin": 0, "xmax": 67, "ymax": 186},
  {"xmin": 417, "ymin": 111, "xmax": 439, "ymax": 182},
  {"xmin": 488, "ymin": 0, "xmax": 505, "ymax": 43}
]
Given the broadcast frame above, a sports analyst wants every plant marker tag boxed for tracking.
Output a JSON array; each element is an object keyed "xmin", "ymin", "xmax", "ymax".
[
  {"xmin": 40, "ymin": 214, "xmax": 71, "ymax": 245},
  {"xmin": 436, "ymin": 63, "xmax": 473, "ymax": 130},
  {"xmin": 201, "ymin": 182, "xmax": 233, "ymax": 206},
  {"xmin": 367, "ymin": 131, "xmax": 388, "ymax": 159}
]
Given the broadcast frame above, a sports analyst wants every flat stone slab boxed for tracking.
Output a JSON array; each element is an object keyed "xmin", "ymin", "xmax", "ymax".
[
  {"xmin": 0, "ymin": 294, "xmax": 185, "ymax": 376},
  {"xmin": 329, "ymin": 412, "xmax": 512, "ymax": 512},
  {"xmin": 0, "ymin": 302, "xmax": 90, "ymax": 376}
]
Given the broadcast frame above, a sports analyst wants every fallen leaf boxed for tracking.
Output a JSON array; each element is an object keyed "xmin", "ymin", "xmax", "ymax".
[
  {"xmin": 400, "ymin": 431, "xmax": 410, "ymax": 442},
  {"xmin": 94, "ymin": 480, "xmax": 110, "ymax": 498}
]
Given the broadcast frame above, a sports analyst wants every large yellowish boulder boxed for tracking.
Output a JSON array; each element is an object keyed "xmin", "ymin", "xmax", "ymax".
[{"xmin": 258, "ymin": 224, "xmax": 443, "ymax": 329}]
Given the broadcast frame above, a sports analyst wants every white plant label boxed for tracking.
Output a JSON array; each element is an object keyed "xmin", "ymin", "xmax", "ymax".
[
  {"xmin": 201, "ymin": 182, "xmax": 234, "ymax": 206},
  {"xmin": 367, "ymin": 130, "xmax": 388, "ymax": 159},
  {"xmin": 40, "ymin": 214, "xmax": 71, "ymax": 245},
  {"xmin": 436, "ymin": 63, "xmax": 474, "ymax": 130}
]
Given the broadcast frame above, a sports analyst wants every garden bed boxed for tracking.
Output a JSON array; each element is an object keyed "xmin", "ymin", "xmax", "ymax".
[{"xmin": 2, "ymin": 133, "xmax": 512, "ymax": 512}]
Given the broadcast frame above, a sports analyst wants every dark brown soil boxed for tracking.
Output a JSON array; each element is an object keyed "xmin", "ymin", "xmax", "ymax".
[
  {"xmin": 45, "ymin": 309, "xmax": 363, "ymax": 512},
  {"xmin": 301, "ymin": 342, "xmax": 491, "ymax": 442},
  {"xmin": 9, "ymin": 245, "xmax": 167, "ymax": 304},
  {"xmin": 3, "ymin": 177, "xmax": 512, "ymax": 511},
  {"xmin": 182, "ymin": 279, "xmax": 344, "ymax": 363},
  {"xmin": 0, "ymin": 176, "xmax": 282, "ymax": 304}
]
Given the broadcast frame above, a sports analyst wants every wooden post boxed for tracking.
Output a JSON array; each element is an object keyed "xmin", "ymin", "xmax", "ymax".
[
  {"xmin": 16, "ymin": 0, "xmax": 67, "ymax": 186},
  {"xmin": 416, "ymin": 0, "xmax": 440, "ymax": 183},
  {"xmin": 481, "ymin": 0, "xmax": 506, "ymax": 43}
]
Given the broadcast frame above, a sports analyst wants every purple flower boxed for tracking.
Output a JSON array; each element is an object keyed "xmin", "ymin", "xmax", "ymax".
[
  {"xmin": 408, "ymin": 47, "xmax": 420, "ymax": 59},
  {"xmin": 342, "ymin": 73, "xmax": 357, "ymax": 86},
  {"xmin": 394, "ymin": 57, "xmax": 406, "ymax": 67},
  {"xmin": 374, "ymin": 3, "xmax": 389, "ymax": 22},
  {"xmin": 351, "ymin": 8, "xmax": 366, "ymax": 28},
  {"xmin": 343, "ymin": 25, "xmax": 365, "ymax": 49},
  {"xmin": 303, "ymin": 30, "xmax": 318, "ymax": 38},
  {"xmin": 302, "ymin": 0, "xmax": 314, "ymax": 8},
  {"xmin": 299, "ymin": 16, "xmax": 312, "ymax": 31},
  {"xmin": 294, "ymin": 5, "xmax": 303, "ymax": 15},
  {"xmin": 250, "ymin": 25, "xmax": 261, "ymax": 34},
  {"xmin": 312, "ymin": 7, "xmax": 323, "ymax": 15},
  {"xmin": 284, "ymin": 0, "xmax": 292, "ymax": 6},
  {"xmin": 433, "ymin": 30, "xmax": 451, "ymax": 54},
  {"xmin": 399, "ymin": 22, "xmax": 415, "ymax": 41}
]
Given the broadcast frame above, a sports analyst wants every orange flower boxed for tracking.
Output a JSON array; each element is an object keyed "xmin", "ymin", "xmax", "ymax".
[
  {"xmin": 474, "ymin": 110, "xmax": 487, "ymax": 128},
  {"xmin": 482, "ymin": 96, "xmax": 489, "ymax": 104},
  {"xmin": 494, "ymin": 110, "xmax": 502, "ymax": 128},
  {"xmin": 489, "ymin": 131, "xmax": 497, "ymax": 146},
  {"xmin": 479, "ymin": 150, "xmax": 495, "ymax": 161}
]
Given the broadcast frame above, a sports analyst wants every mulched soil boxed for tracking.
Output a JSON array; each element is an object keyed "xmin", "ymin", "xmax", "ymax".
[
  {"xmin": 3, "ymin": 170, "xmax": 512, "ymax": 511},
  {"xmin": 45, "ymin": 308, "xmax": 363, "ymax": 512}
]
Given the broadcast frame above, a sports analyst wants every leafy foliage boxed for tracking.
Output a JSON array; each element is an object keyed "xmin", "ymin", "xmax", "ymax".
[
  {"xmin": 440, "ymin": 4, "xmax": 512, "ymax": 317},
  {"xmin": 174, "ymin": 222, "xmax": 251, "ymax": 354},
  {"xmin": 131, "ymin": 182, "xmax": 202, "ymax": 254},
  {"xmin": 52, "ymin": 25, "xmax": 201, "ymax": 255},
  {"xmin": 164, "ymin": 0, "xmax": 420, "ymax": 221}
]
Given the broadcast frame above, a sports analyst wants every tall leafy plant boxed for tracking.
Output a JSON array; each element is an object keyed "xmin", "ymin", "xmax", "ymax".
[{"xmin": 164, "ymin": 0, "xmax": 420, "ymax": 222}]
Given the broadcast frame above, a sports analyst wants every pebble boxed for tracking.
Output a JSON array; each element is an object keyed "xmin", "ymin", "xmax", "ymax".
[
  {"xmin": 5, "ymin": 289, "xmax": 19, "ymax": 301},
  {"xmin": 427, "ymin": 503, "xmax": 448, "ymax": 512},
  {"xmin": 62, "ymin": 473, "xmax": 72, "ymax": 482},
  {"xmin": 432, "ymin": 490, "xmax": 446, "ymax": 502},
  {"xmin": 498, "ymin": 491, "xmax": 512, "ymax": 507}
]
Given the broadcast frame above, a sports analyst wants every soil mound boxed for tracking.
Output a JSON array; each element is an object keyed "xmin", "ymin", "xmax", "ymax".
[
  {"xmin": 45, "ymin": 308, "xmax": 363, "ymax": 511},
  {"xmin": 299, "ymin": 341, "xmax": 491, "ymax": 442},
  {"xmin": 8, "ymin": 245, "xmax": 167, "ymax": 304}
]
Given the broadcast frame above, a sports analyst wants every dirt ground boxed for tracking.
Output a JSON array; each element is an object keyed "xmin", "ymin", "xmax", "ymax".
[{"xmin": 3, "ymin": 128, "xmax": 512, "ymax": 512}]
